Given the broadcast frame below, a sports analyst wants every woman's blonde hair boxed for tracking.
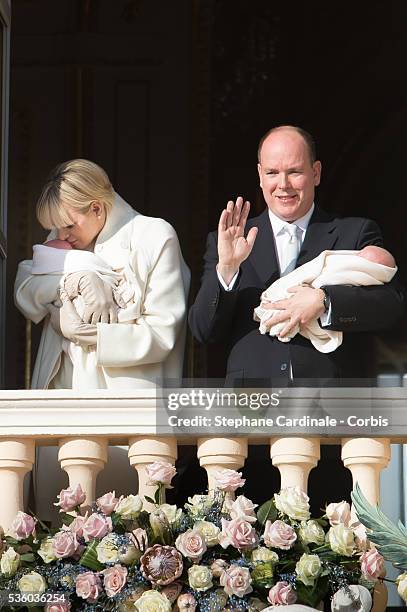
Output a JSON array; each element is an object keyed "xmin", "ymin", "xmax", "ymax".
[{"xmin": 36, "ymin": 159, "xmax": 115, "ymax": 229}]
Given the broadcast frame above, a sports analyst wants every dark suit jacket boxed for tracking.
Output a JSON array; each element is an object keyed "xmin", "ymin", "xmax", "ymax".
[{"xmin": 189, "ymin": 206, "xmax": 406, "ymax": 385}]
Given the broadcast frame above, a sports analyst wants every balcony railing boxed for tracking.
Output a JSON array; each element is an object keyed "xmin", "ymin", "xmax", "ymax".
[{"xmin": 1, "ymin": 387, "xmax": 406, "ymax": 611}]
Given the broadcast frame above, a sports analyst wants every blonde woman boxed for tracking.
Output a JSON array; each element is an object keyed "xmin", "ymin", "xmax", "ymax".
[{"xmin": 15, "ymin": 159, "xmax": 189, "ymax": 390}]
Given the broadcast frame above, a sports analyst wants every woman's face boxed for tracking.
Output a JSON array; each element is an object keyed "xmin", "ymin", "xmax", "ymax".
[{"xmin": 57, "ymin": 201, "xmax": 106, "ymax": 250}]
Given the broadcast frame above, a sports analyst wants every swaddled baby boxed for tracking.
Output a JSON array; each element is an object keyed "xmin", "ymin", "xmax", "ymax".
[{"xmin": 254, "ymin": 245, "xmax": 397, "ymax": 353}]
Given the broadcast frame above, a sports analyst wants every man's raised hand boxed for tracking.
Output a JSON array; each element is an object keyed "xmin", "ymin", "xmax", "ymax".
[{"xmin": 217, "ymin": 196, "xmax": 258, "ymax": 285}]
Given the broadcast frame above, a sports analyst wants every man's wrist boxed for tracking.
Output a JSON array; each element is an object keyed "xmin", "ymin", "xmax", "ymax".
[
  {"xmin": 217, "ymin": 263, "xmax": 239, "ymax": 286},
  {"xmin": 320, "ymin": 287, "xmax": 331, "ymax": 313}
]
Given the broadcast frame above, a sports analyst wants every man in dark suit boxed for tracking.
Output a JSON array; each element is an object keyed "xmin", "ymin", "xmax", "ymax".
[{"xmin": 189, "ymin": 126, "xmax": 405, "ymax": 386}]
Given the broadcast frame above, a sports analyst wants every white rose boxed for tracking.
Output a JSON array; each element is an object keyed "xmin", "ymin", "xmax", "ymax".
[
  {"xmin": 326, "ymin": 501, "xmax": 351, "ymax": 526},
  {"xmin": 397, "ymin": 573, "xmax": 407, "ymax": 603},
  {"xmin": 193, "ymin": 520, "xmax": 220, "ymax": 547},
  {"xmin": 158, "ymin": 504, "xmax": 182, "ymax": 525},
  {"xmin": 135, "ymin": 589, "xmax": 172, "ymax": 612},
  {"xmin": 185, "ymin": 494, "xmax": 212, "ymax": 517},
  {"xmin": 328, "ymin": 524, "xmax": 355, "ymax": 557},
  {"xmin": 0, "ymin": 547, "xmax": 20, "ymax": 576},
  {"xmin": 188, "ymin": 565, "xmax": 213, "ymax": 591},
  {"xmin": 18, "ymin": 571, "xmax": 47, "ymax": 594},
  {"xmin": 299, "ymin": 520, "xmax": 325, "ymax": 545},
  {"xmin": 251, "ymin": 547, "xmax": 279, "ymax": 563},
  {"xmin": 295, "ymin": 553, "xmax": 322, "ymax": 586},
  {"xmin": 96, "ymin": 534, "xmax": 120, "ymax": 564},
  {"xmin": 38, "ymin": 537, "xmax": 57, "ymax": 563},
  {"xmin": 115, "ymin": 495, "xmax": 143, "ymax": 519},
  {"xmin": 230, "ymin": 495, "xmax": 258, "ymax": 523},
  {"xmin": 274, "ymin": 486, "xmax": 310, "ymax": 521}
]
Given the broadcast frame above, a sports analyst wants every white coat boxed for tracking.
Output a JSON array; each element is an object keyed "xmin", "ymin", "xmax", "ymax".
[{"xmin": 14, "ymin": 193, "xmax": 189, "ymax": 390}]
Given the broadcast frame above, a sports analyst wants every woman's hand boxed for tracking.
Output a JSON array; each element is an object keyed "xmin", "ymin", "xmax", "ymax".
[
  {"xmin": 59, "ymin": 296, "xmax": 97, "ymax": 346},
  {"xmin": 64, "ymin": 271, "xmax": 119, "ymax": 324}
]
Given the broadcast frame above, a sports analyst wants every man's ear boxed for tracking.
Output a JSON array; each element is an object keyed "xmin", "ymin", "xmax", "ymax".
[
  {"xmin": 257, "ymin": 163, "xmax": 263, "ymax": 188},
  {"xmin": 313, "ymin": 161, "xmax": 322, "ymax": 186},
  {"xmin": 90, "ymin": 200, "xmax": 104, "ymax": 217}
]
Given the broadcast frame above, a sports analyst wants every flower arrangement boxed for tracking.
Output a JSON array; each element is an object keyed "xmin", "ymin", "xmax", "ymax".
[{"xmin": 0, "ymin": 466, "xmax": 381, "ymax": 611}]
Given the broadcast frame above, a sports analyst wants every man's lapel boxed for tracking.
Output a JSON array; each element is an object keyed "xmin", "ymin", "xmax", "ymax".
[
  {"xmin": 246, "ymin": 210, "xmax": 280, "ymax": 286},
  {"xmin": 296, "ymin": 206, "xmax": 339, "ymax": 267}
]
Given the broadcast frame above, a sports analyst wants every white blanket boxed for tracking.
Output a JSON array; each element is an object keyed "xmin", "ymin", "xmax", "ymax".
[{"xmin": 254, "ymin": 250, "xmax": 397, "ymax": 353}]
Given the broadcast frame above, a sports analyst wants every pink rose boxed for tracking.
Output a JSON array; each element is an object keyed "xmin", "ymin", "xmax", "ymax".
[
  {"xmin": 82, "ymin": 513, "xmax": 112, "ymax": 542},
  {"xmin": 219, "ymin": 518, "xmax": 258, "ymax": 550},
  {"xmin": 326, "ymin": 501, "xmax": 351, "ymax": 527},
  {"xmin": 146, "ymin": 461, "xmax": 177, "ymax": 486},
  {"xmin": 55, "ymin": 484, "xmax": 86, "ymax": 512},
  {"xmin": 75, "ymin": 571, "xmax": 102, "ymax": 602},
  {"xmin": 177, "ymin": 593, "xmax": 197, "ymax": 611},
  {"xmin": 44, "ymin": 603, "xmax": 71, "ymax": 612},
  {"xmin": 67, "ymin": 514, "xmax": 88, "ymax": 538},
  {"xmin": 129, "ymin": 528, "xmax": 149, "ymax": 551},
  {"xmin": 268, "ymin": 581, "xmax": 297, "ymax": 605},
  {"xmin": 102, "ymin": 564, "xmax": 128, "ymax": 597},
  {"xmin": 351, "ymin": 521, "xmax": 369, "ymax": 552},
  {"xmin": 162, "ymin": 581, "xmax": 182, "ymax": 603},
  {"xmin": 8, "ymin": 512, "xmax": 36, "ymax": 540},
  {"xmin": 220, "ymin": 565, "xmax": 253, "ymax": 597},
  {"xmin": 361, "ymin": 548, "xmax": 385, "ymax": 581},
  {"xmin": 230, "ymin": 495, "xmax": 258, "ymax": 523},
  {"xmin": 53, "ymin": 531, "xmax": 79, "ymax": 558},
  {"xmin": 175, "ymin": 529, "xmax": 207, "ymax": 561},
  {"xmin": 264, "ymin": 519, "xmax": 297, "ymax": 550},
  {"xmin": 96, "ymin": 492, "xmax": 119, "ymax": 515},
  {"xmin": 213, "ymin": 468, "xmax": 245, "ymax": 492}
]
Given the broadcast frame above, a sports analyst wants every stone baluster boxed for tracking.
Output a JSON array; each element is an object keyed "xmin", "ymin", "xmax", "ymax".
[
  {"xmin": 128, "ymin": 437, "xmax": 177, "ymax": 511},
  {"xmin": 270, "ymin": 437, "xmax": 320, "ymax": 492},
  {"xmin": 197, "ymin": 437, "xmax": 248, "ymax": 497},
  {"xmin": 342, "ymin": 438, "xmax": 391, "ymax": 612},
  {"xmin": 58, "ymin": 437, "xmax": 108, "ymax": 508},
  {"xmin": 0, "ymin": 439, "xmax": 35, "ymax": 530}
]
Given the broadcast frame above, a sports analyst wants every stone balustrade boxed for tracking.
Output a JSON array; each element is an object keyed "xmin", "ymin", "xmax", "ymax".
[{"xmin": 1, "ymin": 387, "xmax": 406, "ymax": 611}]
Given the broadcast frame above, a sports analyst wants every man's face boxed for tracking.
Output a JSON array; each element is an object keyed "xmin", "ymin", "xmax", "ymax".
[
  {"xmin": 257, "ymin": 129, "xmax": 321, "ymax": 222},
  {"xmin": 57, "ymin": 201, "xmax": 106, "ymax": 250}
]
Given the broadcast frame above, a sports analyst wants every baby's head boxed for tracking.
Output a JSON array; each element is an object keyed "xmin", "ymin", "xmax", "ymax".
[
  {"xmin": 358, "ymin": 245, "xmax": 395, "ymax": 267},
  {"xmin": 43, "ymin": 239, "xmax": 73, "ymax": 250}
]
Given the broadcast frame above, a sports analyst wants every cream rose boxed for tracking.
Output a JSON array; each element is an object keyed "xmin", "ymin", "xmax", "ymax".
[
  {"xmin": 193, "ymin": 520, "xmax": 220, "ymax": 547},
  {"xmin": 96, "ymin": 534, "xmax": 120, "ymax": 564},
  {"xmin": 252, "ymin": 547, "xmax": 279, "ymax": 563},
  {"xmin": 397, "ymin": 573, "xmax": 407, "ymax": 603},
  {"xmin": 158, "ymin": 504, "xmax": 182, "ymax": 525},
  {"xmin": 135, "ymin": 590, "xmax": 172, "ymax": 612},
  {"xmin": 328, "ymin": 524, "xmax": 355, "ymax": 556},
  {"xmin": 18, "ymin": 571, "xmax": 47, "ymax": 594},
  {"xmin": 38, "ymin": 537, "xmax": 57, "ymax": 564},
  {"xmin": 326, "ymin": 501, "xmax": 351, "ymax": 526},
  {"xmin": 115, "ymin": 495, "xmax": 143, "ymax": 519},
  {"xmin": 185, "ymin": 494, "xmax": 212, "ymax": 517},
  {"xmin": 0, "ymin": 547, "xmax": 20, "ymax": 576},
  {"xmin": 298, "ymin": 520, "xmax": 325, "ymax": 545},
  {"xmin": 295, "ymin": 553, "xmax": 322, "ymax": 586},
  {"xmin": 274, "ymin": 486, "xmax": 310, "ymax": 521},
  {"xmin": 188, "ymin": 565, "xmax": 213, "ymax": 591}
]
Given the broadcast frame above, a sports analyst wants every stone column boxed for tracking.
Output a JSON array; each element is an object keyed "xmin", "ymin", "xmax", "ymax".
[
  {"xmin": 58, "ymin": 437, "xmax": 108, "ymax": 507},
  {"xmin": 270, "ymin": 437, "xmax": 320, "ymax": 492},
  {"xmin": 341, "ymin": 438, "xmax": 390, "ymax": 505},
  {"xmin": 128, "ymin": 437, "xmax": 177, "ymax": 510},
  {"xmin": 0, "ymin": 438, "xmax": 35, "ymax": 530},
  {"xmin": 197, "ymin": 437, "xmax": 248, "ymax": 496}
]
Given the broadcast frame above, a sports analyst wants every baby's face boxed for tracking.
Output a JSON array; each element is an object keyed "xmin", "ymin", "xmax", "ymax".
[{"xmin": 44, "ymin": 239, "xmax": 73, "ymax": 250}]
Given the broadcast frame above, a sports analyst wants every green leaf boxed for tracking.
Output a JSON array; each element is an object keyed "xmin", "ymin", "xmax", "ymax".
[
  {"xmin": 154, "ymin": 487, "xmax": 161, "ymax": 504},
  {"xmin": 257, "ymin": 498, "xmax": 277, "ymax": 526},
  {"xmin": 20, "ymin": 553, "xmax": 35, "ymax": 562},
  {"xmin": 351, "ymin": 482, "xmax": 407, "ymax": 569},
  {"xmin": 60, "ymin": 512, "xmax": 76, "ymax": 526},
  {"xmin": 296, "ymin": 575, "xmax": 329, "ymax": 608},
  {"xmin": 79, "ymin": 539, "xmax": 104, "ymax": 571},
  {"xmin": 144, "ymin": 496, "xmax": 156, "ymax": 505}
]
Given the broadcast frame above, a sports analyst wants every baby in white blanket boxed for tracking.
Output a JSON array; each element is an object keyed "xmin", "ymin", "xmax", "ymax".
[
  {"xmin": 254, "ymin": 245, "xmax": 397, "ymax": 353},
  {"xmin": 31, "ymin": 239, "xmax": 137, "ymax": 388}
]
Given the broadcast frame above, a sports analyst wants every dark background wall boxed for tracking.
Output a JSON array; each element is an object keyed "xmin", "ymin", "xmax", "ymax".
[{"xmin": 5, "ymin": 0, "xmax": 407, "ymax": 388}]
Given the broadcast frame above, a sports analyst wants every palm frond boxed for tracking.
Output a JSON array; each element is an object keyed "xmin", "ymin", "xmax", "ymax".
[{"xmin": 351, "ymin": 482, "xmax": 407, "ymax": 569}]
